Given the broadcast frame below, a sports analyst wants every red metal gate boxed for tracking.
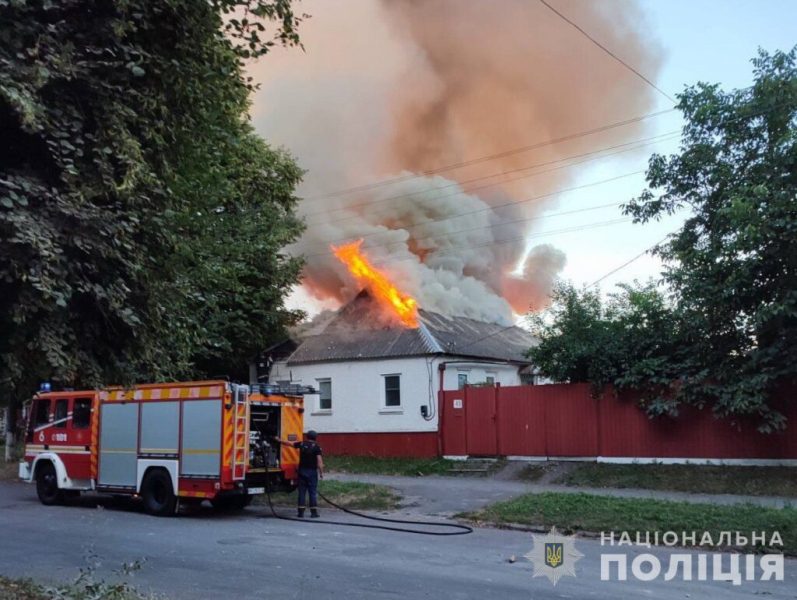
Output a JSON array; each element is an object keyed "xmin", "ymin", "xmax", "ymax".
[
  {"xmin": 462, "ymin": 386, "xmax": 497, "ymax": 455},
  {"xmin": 441, "ymin": 384, "xmax": 595, "ymax": 457}
]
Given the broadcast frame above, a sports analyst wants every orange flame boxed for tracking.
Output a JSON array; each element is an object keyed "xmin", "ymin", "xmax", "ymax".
[{"xmin": 331, "ymin": 240, "xmax": 419, "ymax": 328}]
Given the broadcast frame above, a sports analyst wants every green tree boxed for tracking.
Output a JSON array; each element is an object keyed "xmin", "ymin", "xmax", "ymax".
[
  {"xmin": 624, "ymin": 48, "xmax": 797, "ymax": 430},
  {"xmin": 170, "ymin": 126, "xmax": 305, "ymax": 381},
  {"xmin": 528, "ymin": 281, "xmax": 683, "ymax": 400},
  {"xmin": 0, "ymin": 0, "xmax": 305, "ymax": 447}
]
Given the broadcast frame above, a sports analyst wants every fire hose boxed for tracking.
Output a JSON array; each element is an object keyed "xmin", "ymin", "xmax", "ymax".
[{"xmin": 256, "ymin": 435, "xmax": 472, "ymax": 536}]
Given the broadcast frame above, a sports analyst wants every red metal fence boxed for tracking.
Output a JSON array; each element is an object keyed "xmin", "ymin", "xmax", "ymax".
[{"xmin": 440, "ymin": 383, "xmax": 797, "ymax": 460}]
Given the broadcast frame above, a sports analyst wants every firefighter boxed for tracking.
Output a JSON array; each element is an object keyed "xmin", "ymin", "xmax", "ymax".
[{"xmin": 274, "ymin": 430, "xmax": 324, "ymax": 518}]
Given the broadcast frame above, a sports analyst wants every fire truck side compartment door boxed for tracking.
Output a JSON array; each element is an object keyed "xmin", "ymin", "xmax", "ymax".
[
  {"xmin": 140, "ymin": 401, "xmax": 179, "ymax": 455},
  {"xmin": 98, "ymin": 403, "xmax": 139, "ymax": 487},
  {"xmin": 180, "ymin": 399, "xmax": 222, "ymax": 477}
]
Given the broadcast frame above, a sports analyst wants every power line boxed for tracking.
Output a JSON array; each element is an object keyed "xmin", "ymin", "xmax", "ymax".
[
  {"xmin": 538, "ymin": 0, "xmax": 675, "ymax": 104},
  {"xmin": 296, "ymin": 170, "xmax": 645, "ymax": 257},
  {"xmin": 302, "ymin": 100, "xmax": 790, "ymax": 237},
  {"xmin": 328, "ymin": 217, "xmax": 634, "ymax": 267},
  {"xmin": 589, "ymin": 234, "xmax": 672, "ymax": 287},
  {"xmin": 302, "ymin": 202, "xmax": 624, "ymax": 259},
  {"xmin": 301, "ymin": 130, "xmax": 680, "ymax": 225},
  {"xmin": 302, "ymin": 96, "xmax": 786, "ymax": 212},
  {"xmin": 301, "ymin": 108, "xmax": 677, "ymax": 201},
  {"xmin": 451, "ymin": 232, "xmax": 675, "ymax": 351}
]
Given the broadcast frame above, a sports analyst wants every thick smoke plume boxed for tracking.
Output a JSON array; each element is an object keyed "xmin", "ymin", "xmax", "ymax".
[{"xmin": 249, "ymin": 0, "xmax": 663, "ymax": 324}]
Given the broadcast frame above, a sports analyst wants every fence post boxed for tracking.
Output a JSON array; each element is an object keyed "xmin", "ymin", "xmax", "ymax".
[
  {"xmin": 494, "ymin": 384, "xmax": 501, "ymax": 456},
  {"xmin": 463, "ymin": 384, "xmax": 469, "ymax": 456},
  {"xmin": 437, "ymin": 390, "xmax": 444, "ymax": 457}
]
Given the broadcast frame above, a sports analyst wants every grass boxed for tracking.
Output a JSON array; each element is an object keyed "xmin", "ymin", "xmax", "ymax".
[
  {"xmin": 256, "ymin": 479, "xmax": 401, "ymax": 511},
  {"xmin": 557, "ymin": 463, "xmax": 797, "ymax": 497},
  {"xmin": 0, "ymin": 572, "xmax": 155, "ymax": 600},
  {"xmin": 463, "ymin": 492, "xmax": 797, "ymax": 553},
  {"xmin": 325, "ymin": 455, "xmax": 457, "ymax": 477},
  {"xmin": 0, "ymin": 577, "xmax": 48, "ymax": 600}
]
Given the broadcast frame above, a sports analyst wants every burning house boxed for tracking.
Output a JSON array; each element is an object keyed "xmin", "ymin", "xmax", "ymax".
[
  {"xmin": 267, "ymin": 242, "xmax": 535, "ymax": 457},
  {"xmin": 250, "ymin": 1, "xmax": 667, "ymax": 455}
]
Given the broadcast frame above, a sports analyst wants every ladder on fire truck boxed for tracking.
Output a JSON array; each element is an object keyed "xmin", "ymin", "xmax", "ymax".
[{"xmin": 231, "ymin": 385, "xmax": 249, "ymax": 481}]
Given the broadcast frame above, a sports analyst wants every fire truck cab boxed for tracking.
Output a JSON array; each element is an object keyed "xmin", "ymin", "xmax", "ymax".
[{"xmin": 19, "ymin": 381, "xmax": 309, "ymax": 516}]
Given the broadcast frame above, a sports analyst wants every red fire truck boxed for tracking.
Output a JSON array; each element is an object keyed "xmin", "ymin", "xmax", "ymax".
[{"xmin": 18, "ymin": 381, "xmax": 309, "ymax": 516}]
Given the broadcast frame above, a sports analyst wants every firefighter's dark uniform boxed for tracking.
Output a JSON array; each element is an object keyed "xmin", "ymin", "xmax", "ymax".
[{"xmin": 293, "ymin": 439, "xmax": 322, "ymax": 517}]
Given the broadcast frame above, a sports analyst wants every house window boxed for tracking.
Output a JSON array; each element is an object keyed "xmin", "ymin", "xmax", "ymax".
[
  {"xmin": 318, "ymin": 379, "xmax": 332, "ymax": 411},
  {"xmin": 458, "ymin": 373, "xmax": 468, "ymax": 389},
  {"xmin": 486, "ymin": 376, "xmax": 495, "ymax": 386},
  {"xmin": 383, "ymin": 375, "xmax": 401, "ymax": 408},
  {"xmin": 54, "ymin": 399, "xmax": 68, "ymax": 428},
  {"xmin": 73, "ymin": 398, "xmax": 92, "ymax": 429}
]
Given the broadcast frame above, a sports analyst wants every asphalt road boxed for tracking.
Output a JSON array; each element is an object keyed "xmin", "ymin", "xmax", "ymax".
[{"xmin": 0, "ymin": 481, "xmax": 794, "ymax": 599}]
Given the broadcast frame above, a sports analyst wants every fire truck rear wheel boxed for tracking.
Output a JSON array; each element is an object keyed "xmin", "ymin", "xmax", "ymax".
[
  {"xmin": 35, "ymin": 462, "xmax": 63, "ymax": 506},
  {"xmin": 141, "ymin": 469, "xmax": 177, "ymax": 517}
]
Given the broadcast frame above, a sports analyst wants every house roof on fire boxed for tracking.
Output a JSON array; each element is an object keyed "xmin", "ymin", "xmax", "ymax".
[{"xmin": 287, "ymin": 291, "xmax": 535, "ymax": 365}]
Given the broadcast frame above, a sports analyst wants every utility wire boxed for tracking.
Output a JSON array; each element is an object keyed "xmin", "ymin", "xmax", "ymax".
[
  {"xmin": 301, "ymin": 108, "xmax": 677, "ymax": 201},
  {"xmin": 589, "ymin": 234, "xmax": 672, "ymax": 287},
  {"xmin": 296, "ymin": 170, "xmax": 643, "ymax": 258},
  {"xmin": 302, "ymin": 201, "xmax": 623, "ymax": 260},
  {"xmin": 341, "ymin": 217, "xmax": 635, "ymax": 267},
  {"xmin": 301, "ymin": 130, "xmax": 680, "ymax": 225},
  {"xmin": 538, "ymin": 0, "xmax": 675, "ymax": 104},
  {"xmin": 302, "ymin": 98, "xmax": 785, "ymax": 222},
  {"xmin": 453, "ymin": 233, "xmax": 674, "ymax": 352}
]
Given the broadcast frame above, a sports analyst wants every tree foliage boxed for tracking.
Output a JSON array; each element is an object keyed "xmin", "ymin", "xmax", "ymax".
[
  {"xmin": 0, "ymin": 0, "xmax": 305, "ymax": 402},
  {"xmin": 528, "ymin": 281, "xmax": 683, "ymax": 401},
  {"xmin": 530, "ymin": 49, "xmax": 797, "ymax": 431},
  {"xmin": 623, "ymin": 47, "xmax": 797, "ymax": 430}
]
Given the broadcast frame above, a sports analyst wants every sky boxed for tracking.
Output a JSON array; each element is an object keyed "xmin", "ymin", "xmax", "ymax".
[
  {"xmin": 249, "ymin": 0, "xmax": 797, "ymax": 319},
  {"xmin": 540, "ymin": 0, "xmax": 797, "ymax": 291}
]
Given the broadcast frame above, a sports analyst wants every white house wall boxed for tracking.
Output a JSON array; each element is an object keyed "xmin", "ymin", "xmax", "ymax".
[{"xmin": 280, "ymin": 356, "xmax": 523, "ymax": 434}]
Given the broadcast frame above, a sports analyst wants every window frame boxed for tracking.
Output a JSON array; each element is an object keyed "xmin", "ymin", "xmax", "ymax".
[
  {"xmin": 457, "ymin": 372, "xmax": 468, "ymax": 390},
  {"xmin": 33, "ymin": 399, "xmax": 50, "ymax": 427},
  {"xmin": 72, "ymin": 397, "xmax": 93, "ymax": 430},
  {"xmin": 381, "ymin": 374, "xmax": 402, "ymax": 411},
  {"xmin": 53, "ymin": 399, "xmax": 68, "ymax": 429},
  {"xmin": 316, "ymin": 378, "xmax": 332, "ymax": 413}
]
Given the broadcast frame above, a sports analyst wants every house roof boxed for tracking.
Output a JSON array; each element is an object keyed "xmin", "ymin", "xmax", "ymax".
[{"xmin": 287, "ymin": 291, "xmax": 535, "ymax": 365}]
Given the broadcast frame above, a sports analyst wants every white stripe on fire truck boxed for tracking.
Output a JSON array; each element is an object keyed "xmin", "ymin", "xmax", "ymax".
[
  {"xmin": 27, "ymin": 444, "xmax": 88, "ymax": 451},
  {"xmin": 33, "ymin": 415, "xmax": 72, "ymax": 432},
  {"xmin": 26, "ymin": 448, "xmax": 90, "ymax": 455}
]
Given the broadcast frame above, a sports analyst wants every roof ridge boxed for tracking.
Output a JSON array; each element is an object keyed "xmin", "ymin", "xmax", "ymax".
[{"xmin": 417, "ymin": 321, "xmax": 443, "ymax": 353}]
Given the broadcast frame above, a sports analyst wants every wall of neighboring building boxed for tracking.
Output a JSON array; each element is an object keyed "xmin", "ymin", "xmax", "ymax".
[{"xmin": 268, "ymin": 360, "xmax": 292, "ymax": 385}]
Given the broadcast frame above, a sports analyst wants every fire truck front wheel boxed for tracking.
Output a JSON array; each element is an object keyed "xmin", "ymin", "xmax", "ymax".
[
  {"xmin": 35, "ymin": 462, "xmax": 63, "ymax": 506},
  {"xmin": 141, "ymin": 469, "xmax": 177, "ymax": 517}
]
